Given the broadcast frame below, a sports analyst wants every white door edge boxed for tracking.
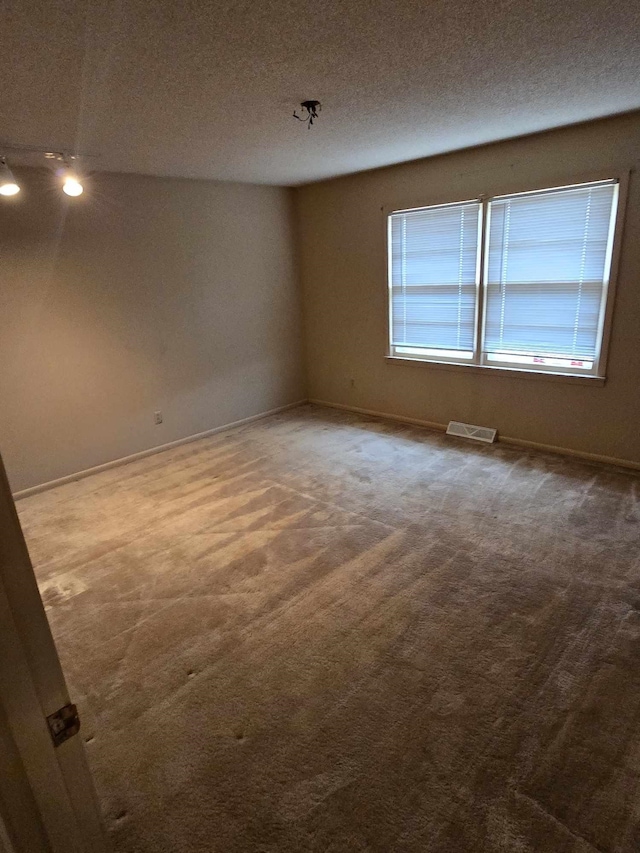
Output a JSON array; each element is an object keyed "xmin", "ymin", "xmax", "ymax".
[{"xmin": 0, "ymin": 454, "xmax": 108, "ymax": 853}]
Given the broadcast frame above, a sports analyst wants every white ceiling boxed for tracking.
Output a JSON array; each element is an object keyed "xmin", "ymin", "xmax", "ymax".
[{"xmin": 2, "ymin": 0, "xmax": 639, "ymax": 186}]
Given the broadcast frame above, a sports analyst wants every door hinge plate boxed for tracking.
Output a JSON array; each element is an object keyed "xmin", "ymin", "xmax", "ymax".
[{"xmin": 47, "ymin": 703, "xmax": 80, "ymax": 747}]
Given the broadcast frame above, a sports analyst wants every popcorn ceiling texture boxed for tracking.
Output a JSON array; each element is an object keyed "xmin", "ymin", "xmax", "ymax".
[
  {"xmin": 2, "ymin": 0, "xmax": 640, "ymax": 184},
  {"xmin": 18, "ymin": 404, "xmax": 640, "ymax": 852}
]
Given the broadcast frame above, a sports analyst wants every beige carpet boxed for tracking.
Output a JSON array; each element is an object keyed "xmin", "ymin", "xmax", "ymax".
[{"xmin": 17, "ymin": 404, "xmax": 640, "ymax": 853}]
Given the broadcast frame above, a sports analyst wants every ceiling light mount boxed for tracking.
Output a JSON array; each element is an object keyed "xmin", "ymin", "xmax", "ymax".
[{"xmin": 293, "ymin": 100, "xmax": 321, "ymax": 129}]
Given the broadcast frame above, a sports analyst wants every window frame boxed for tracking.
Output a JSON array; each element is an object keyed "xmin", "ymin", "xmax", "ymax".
[{"xmin": 385, "ymin": 172, "xmax": 629, "ymax": 383}]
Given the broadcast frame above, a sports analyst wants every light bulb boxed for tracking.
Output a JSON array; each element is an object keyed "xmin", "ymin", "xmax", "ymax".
[
  {"xmin": 62, "ymin": 176, "xmax": 83, "ymax": 196},
  {"xmin": 0, "ymin": 158, "xmax": 20, "ymax": 196},
  {"xmin": 0, "ymin": 181, "xmax": 20, "ymax": 196}
]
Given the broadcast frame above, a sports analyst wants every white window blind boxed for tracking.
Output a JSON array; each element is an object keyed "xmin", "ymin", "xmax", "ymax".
[
  {"xmin": 484, "ymin": 181, "xmax": 618, "ymax": 367},
  {"xmin": 389, "ymin": 201, "xmax": 481, "ymax": 359},
  {"xmin": 387, "ymin": 178, "xmax": 620, "ymax": 378}
]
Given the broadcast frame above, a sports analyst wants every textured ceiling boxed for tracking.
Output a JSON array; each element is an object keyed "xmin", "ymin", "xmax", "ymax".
[{"xmin": 1, "ymin": 0, "xmax": 639, "ymax": 185}]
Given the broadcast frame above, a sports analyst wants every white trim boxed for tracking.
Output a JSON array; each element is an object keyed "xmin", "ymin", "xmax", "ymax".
[
  {"xmin": 309, "ymin": 399, "xmax": 447, "ymax": 433},
  {"xmin": 380, "ymin": 166, "xmax": 630, "ymax": 218},
  {"xmin": 309, "ymin": 399, "xmax": 640, "ymax": 472},
  {"xmin": 473, "ymin": 199, "xmax": 487, "ymax": 363},
  {"xmin": 385, "ymin": 355, "xmax": 606, "ymax": 386},
  {"xmin": 490, "ymin": 176, "xmax": 617, "ymax": 202},
  {"xmin": 498, "ymin": 434, "xmax": 640, "ymax": 471},
  {"xmin": 0, "ymin": 457, "xmax": 108, "ymax": 853},
  {"xmin": 594, "ymin": 171, "xmax": 629, "ymax": 379},
  {"xmin": 389, "ymin": 197, "xmax": 481, "ymax": 216},
  {"xmin": 13, "ymin": 400, "xmax": 307, "ymax": 500}
]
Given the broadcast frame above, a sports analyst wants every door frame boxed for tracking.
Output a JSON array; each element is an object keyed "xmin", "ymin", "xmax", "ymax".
[{"xmin": 0, "ymin": 454, "xmax": 108, "ymax": 853}]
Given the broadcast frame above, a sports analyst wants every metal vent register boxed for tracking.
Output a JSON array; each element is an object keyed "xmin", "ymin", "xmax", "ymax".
[{"xmin": 446, "ymin": 421, "xmax": 497, "ymax": 444}]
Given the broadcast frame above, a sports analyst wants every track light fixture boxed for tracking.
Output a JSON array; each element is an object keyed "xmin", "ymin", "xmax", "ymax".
[
  {"xmin": 0, "ymin": 143, "xmax": 92, "ymax": 202},
  {"xmin": 0, "ymin": 157, "xmax": 21, "ymax": 196},
  {"xmin": 48, "ymin": 153, "xmax": 84, "ymax": 197},
  {"xmin": 293, "ymin": 100, "xmax": 321, "ymax": 129}
]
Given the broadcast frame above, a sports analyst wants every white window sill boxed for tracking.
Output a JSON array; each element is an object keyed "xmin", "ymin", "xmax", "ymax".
[{"xmin": 385, "ymin": 356, "xmax": 606, "ymax": 386}]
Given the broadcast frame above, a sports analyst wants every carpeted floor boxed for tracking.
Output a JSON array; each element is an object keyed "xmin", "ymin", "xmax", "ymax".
[{"xmin": 17, "ymin": 403, "xmax": 640, "ymax": 853}]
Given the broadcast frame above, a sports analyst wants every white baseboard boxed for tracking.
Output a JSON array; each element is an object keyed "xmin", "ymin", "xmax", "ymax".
[
  {"xmin": 496, "ymin": 435, "xmax": 640, "ymax": 472},
  {"xmin": 309, "ymin": 399, "xmax": 447, "ymax": 434},
  {"xmin": 310, "ymin": 399, "xmax": 640, "ymax": 472},
  {"xmin": 13, "ymin": 400, "xmax": 308, "ymax": 500},
  {"xmin": 16, "ymin": 396, "xmax": 639, "ymax": 500}
]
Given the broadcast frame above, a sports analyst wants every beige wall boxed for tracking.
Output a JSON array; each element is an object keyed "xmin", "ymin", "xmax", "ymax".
[
  {"xmin": 3, "ymin": 114, "xmax": 639, "ymax": 494},
  {"xmin": 295, "ymin": 112, "xmax": 640, "ymax": 466},
  {"xmin": 0, "ymin": 170, "xmax": 305, "ymax": 492}
]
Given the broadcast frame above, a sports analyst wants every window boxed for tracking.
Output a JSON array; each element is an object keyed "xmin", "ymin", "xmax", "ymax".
[{"xmin": 388, "ymin": 179, "xmax": 620, "ymax": 378}]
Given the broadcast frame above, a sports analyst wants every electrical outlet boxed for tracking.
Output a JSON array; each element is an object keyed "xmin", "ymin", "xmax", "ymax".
[{"xmin": 154, "ymin": 411, "xmax": 163, "ymax": 425}]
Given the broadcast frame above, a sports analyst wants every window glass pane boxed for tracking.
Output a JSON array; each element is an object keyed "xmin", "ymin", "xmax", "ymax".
[
  {"xmin": 484, "ymin": 182, "xmax": 617, "ymax": 361},
  {"xmin": 389, "ymin": 202, "xmax": 480, "ymax": 354}
]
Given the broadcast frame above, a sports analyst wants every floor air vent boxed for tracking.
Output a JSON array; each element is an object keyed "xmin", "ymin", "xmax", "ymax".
[{"xmin": 446, "ymin": 421, "xmax": 497, "ymax": 444}]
